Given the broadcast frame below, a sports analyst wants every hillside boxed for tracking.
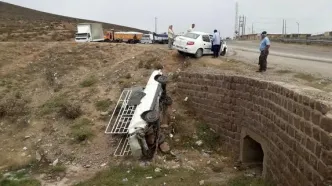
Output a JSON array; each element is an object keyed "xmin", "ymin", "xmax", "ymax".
[{"xmin": 0, "ymin": 2, "xmax": 148, "ymax": 41}]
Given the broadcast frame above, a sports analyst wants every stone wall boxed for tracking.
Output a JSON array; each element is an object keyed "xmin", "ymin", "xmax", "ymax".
[{"xmin": 177, "ymin": 72, "xmax": 332, "ymax": 186}]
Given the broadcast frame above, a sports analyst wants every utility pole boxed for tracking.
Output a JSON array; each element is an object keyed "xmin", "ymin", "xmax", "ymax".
[
  {"xmin": 285, "ymin": 20, "xmax": 287, "ymax": 35},
  {"xmin": 296, "ymin": 22, "xmax": 300, "ymax": 34},
  {"xmin": 252, "ymin": 23, "xmax": 254, "ymax": 34},
  {"xmin": 238, "ymin": 15, "xmax": 246, "ymax": 36},
  {"xmin": 282, "ymin": 19, "xmax": 284, "ymax": 35},
  {"xmin": 239, "ymin": 16, "xmax": 244, "ymax": 36},
  {"xmin": 235, "ymin": 1, "xmax": 239, "ymax": 38},
  {"xmin": 154, "ymin": 17, "xmax": 158, "ymax": 33},
  {"xmin": 243, "ymin": 16, "xmax": 247, "ymax": 35}
]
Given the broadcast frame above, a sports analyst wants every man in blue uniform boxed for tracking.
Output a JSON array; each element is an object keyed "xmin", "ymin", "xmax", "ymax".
[{"xmin": 258, "ymin": 31, "xmax": 271, "ymax": 72}]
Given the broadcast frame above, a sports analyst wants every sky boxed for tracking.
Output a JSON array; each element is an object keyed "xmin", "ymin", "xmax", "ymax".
[{"xmin": 3, "ymin": 0, "xmax": 332, "ymax": 37}]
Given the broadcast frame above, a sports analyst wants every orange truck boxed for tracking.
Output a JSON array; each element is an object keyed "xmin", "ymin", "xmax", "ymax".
[{"xmin": 104, "ymin": 30, "xmax": 143, "ymax": 43}]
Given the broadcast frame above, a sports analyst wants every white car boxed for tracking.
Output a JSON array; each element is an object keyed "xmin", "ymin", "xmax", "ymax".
[{"xmin": 173, "ymin": 31, "xmax": 227, "ymax": 58}]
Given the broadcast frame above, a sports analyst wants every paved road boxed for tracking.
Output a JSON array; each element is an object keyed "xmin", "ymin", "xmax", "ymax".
[{"xmin": 227, "ymin": 41, "xmax": 332, "ymax": 77}]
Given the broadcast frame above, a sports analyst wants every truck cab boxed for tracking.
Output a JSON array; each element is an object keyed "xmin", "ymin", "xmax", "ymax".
[
  {"xmin": 75, "ymin": 23, "xmax": 104, "ymax": 43},
  {"xmin": 141, "ymin": 34, "xmax": 153, "ymax": 44},
  {"xmin": 75, "ymin": 33, "xmax": 91, "ymax": 42}
]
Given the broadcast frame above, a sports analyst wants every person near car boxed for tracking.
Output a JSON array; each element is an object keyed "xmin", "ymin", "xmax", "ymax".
[
  {"xmin": 168, "ymin": 25, "xmax": 174, "ymax": 49},
  {"xmin": 211, "ymin": 29, "xmax": 221, "ymax": 58},
  {"xmin": 187, "ymin": 23, "xmax": 195, "ymax": 33},
  {"xmin": 258, "ymin": 31, "xmax": 271, "ymax": 72}
]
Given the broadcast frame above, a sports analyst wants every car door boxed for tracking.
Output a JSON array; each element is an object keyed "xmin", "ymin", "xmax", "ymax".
[{"xmin": 202, "ymin": 35, "xmax": 212, "ymax": 54}]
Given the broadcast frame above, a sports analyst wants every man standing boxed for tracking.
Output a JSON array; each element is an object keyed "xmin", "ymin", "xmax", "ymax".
[
  {"xmin": 212, "ymin": 29, "xmax": 221, "ymax": 58},
  {"xmin": 258, "ymin": 31, "xmax": 271, "ymax": 72},
  {"xmin": 187, "ymin": 23, "xmax": 195, "ymax": 33},
  {"xmin": 168, "ymin": 25, "xmax": 174, "ymax": 49}
]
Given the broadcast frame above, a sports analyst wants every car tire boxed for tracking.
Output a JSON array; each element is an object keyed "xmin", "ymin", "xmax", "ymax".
[
  {"xmin": 156, "ymin": 75, "xmax": 168, "ymax": 85},
  {"xmin": 195, "ymin": 49, "xmax": 203, "ymax": 58},
  {"xmin": 220, "ymin": 48, "xmax": 226, "ymax": 56},
  {"xmin": 143, "ymin": 110, "xmax": 159, "ymax": 124}
]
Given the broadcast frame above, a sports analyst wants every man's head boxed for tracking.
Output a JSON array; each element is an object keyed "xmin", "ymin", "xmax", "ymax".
[
  {"xmin": 214, "ymin": 29, "xmax": 217, "ymax": 33},
  {"xmin": 192, "ymin": 24, "xmax": 195, "ymax": 28},
  {"xmin": 169, "ymin": 25, "xmax": 173, "ymax": 29},
  {"xmin": 261, "ymin": 31, "xmax": 267, "ymax": 39}
]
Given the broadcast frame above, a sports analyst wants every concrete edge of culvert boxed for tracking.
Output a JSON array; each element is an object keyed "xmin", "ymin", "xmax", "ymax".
[{"xmin": 231, "ymin": 46, "xmax": 332, "ymax": 63}]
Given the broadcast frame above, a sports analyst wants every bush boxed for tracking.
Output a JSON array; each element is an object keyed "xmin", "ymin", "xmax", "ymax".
[
  {"xmin": 71, "ymin": 118, "xmax": 93, "ymax": 142},
  {"xmin": 94, "ymin": 99, "xmax": 111, "ymax": 111},
  {"xmin": 0, "ymin": 96, "xmax": 29, "ymax": 118},
  {"xmin": 60, "ymin": 103, "xmax": 82, "ymax": 119},
  {"xmin": 80, "ymin": 76, "xmax": 98, "ymax": 87},
  {"xmin": 40, "ymin": 96, "xmax": 82, "ymax": 119}
]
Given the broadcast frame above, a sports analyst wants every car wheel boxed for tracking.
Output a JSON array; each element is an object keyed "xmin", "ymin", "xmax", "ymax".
[
  {"xmin": 220, "ymin": 48, "xmax": 226, "ymax": 56},
  {"xmin": 156, "ymin": 75, "xmax": 168, "ymax": 85},
  {"xmin": 195, "ymin": 49, "xmax": 203, "ymax": 58},
  {"xmin": 143, "ymin": 110, "xmax": 159, "ymax": 124}
]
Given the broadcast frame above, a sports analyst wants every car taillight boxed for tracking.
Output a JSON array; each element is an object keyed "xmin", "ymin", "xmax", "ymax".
[{"xmin": 187, "ymin": 41, "xmax": 195, "ymax": 45}]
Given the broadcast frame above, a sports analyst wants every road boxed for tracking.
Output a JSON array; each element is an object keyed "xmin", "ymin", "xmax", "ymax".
[{"xmin": 227, "ymin": 40, "xmax": 332, "ymax": 77}]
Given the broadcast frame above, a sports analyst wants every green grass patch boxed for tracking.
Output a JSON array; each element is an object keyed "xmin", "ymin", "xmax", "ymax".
[
  {"xmin": 94, "ymin": 99, "xmax": 111, "ymax": 111},
  {"xmin": 0, "ymin": 178, "xmax": 41, "ymax": 186},
  {"xmin": 293, "ymin": 73, "xmax": 318, "ymax": 82},
  {"xmin": 40, "ymin": 95, "xmax": 67, "ymax": 115},
  {"xmin": 195, "ymin": 122, "xmax": 220, "ymax": 151},
  {"xmin": 40, "ymin": 95, "xmax": 82, "ymax": 119},
  {"xmin": 75, "ymin": 165, "xmax": 204, "ymax": 186},
  {"xmin": 71, "ymin": 118, "xmax": 94, "ymax": 142},
  {"xmin": 227, "ymin": 176, "xmax": 275, "ymax": 186},
  {"xmin": 0, "ymin": 170, "xmax": 41, "ymax": 186},
  {"xmin": 80, "ymin": 76, "xmax": 98, "ymax": 87}
]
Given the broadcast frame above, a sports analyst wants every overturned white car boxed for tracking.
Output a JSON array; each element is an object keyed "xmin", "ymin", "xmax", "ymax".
[{"xmin": 105, "ymin": 70, "xmax": 172, "ymax": 159}]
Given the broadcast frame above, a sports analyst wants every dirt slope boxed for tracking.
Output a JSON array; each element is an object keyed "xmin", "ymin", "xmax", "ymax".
[{"xmin": 0, "ymin": 2, "xmax": 148, "ymax": 41}]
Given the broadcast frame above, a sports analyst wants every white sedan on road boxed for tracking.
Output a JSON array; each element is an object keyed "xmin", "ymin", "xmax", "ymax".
[{"xmin": 173, "ymin": 31, "xmax": 227, "ymax": 58}]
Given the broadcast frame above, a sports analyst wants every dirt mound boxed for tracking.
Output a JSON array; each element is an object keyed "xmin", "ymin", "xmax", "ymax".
[{"xmin": 0, "ymin": 2, "xmax": 148, "ymax": 42}]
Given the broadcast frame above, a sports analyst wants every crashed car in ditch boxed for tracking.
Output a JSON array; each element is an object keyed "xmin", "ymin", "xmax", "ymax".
[{"xmin": 105, "ymin": 70, "xmax": 172, "ymax": 159}]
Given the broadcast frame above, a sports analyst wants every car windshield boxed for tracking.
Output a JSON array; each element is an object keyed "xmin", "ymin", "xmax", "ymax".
[{"xmin": 183, "ymin": 33, "xmax": 200, "ymax": 39}]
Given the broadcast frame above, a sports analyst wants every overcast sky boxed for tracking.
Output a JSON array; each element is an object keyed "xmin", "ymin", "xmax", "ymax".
[{"xmin": 3, "ymin": 0, "xmax": 332, "ymax": 36}]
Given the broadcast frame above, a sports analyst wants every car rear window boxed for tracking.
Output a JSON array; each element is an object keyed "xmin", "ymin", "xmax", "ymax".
[{"xmin": 183, "ymin": 33, "xmax": 200, "ymax": 39}]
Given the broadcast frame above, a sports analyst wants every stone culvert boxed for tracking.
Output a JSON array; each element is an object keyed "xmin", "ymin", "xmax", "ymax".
[{"xmin": 177, "ymin": 72, "xmax": 332, "ymax": 186}]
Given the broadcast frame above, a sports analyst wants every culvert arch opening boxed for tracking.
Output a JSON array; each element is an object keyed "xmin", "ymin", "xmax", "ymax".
[{"xmin": 242, "ymin": 136, "xmax": 264, "ymax": 170}]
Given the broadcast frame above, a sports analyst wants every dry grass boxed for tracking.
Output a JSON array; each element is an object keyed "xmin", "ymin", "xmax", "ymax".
[
  {"xmin": 293, "ymin": 73, "xmax": 318, "ymax": 82},
  {"xmin": 70, "ymin": 118, "xmax": 94, "ymax": 143},
  {"xmin": 0, "ymin": 93, "xmax": 29, "ymax": 119},
  {"xmin": 75, "ymin": 165, "xmax": 205, "ymax": 186},
  {"xmin": 80, "ymin": 76, "xmax": 98, "ymax": 87},
  {"xmin": 227, "ymin": 175, "xmax": 275, "ymax": 186},
  {"xmin": 40, "ymin": 95, "xmax": 82, "ymax": 119},
  {"xmin": 275, "ymin": 69, "xmax": 293, "ymax": 74},
  {"xmin": 94, "ymin": 99, "xmax": 111, "ymax": 112}
]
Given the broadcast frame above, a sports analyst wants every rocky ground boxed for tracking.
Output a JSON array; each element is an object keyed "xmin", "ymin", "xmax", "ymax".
[{"xmin": 0, "ymin": 42, "xmax": 331, "ymax": 186}]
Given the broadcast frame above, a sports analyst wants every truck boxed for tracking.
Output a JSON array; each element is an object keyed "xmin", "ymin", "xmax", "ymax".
[
  {"xmin": 75, "ymin": 23, "xmax": 104, "ymax": 42},
  {"xmin": 153, "ymin": 33, "xmax": 168, "ymax": 44},
  {"xmin": 140, "ymin": 33, "xmax": 168, "ymax": 44},
  {"xmin": 105, "ymin": 31, "xmax": 143, "ymax": 43}
]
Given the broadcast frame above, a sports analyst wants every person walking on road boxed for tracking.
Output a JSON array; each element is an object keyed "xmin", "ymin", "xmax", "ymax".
[
  {"xmin": 168, "ymin": 25, "xmax": 174, "ymax": 49},
  {"xmin": 211, "ymin": 29, "xmax": 221, "ymax": 58},
  {"xmin": 258, "ymin": 31, "xmax": 271, "ymax": 72}
]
